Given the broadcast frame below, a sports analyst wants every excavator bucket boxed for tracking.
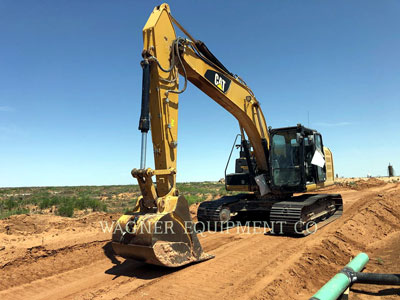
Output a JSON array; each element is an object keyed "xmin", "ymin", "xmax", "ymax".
[{"xmin": 111, "ymin": 195, "xmax": 213, "ymax": 267}]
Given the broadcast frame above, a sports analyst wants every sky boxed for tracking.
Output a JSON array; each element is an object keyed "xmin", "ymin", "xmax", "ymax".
[{"xmin": 0, "ymin": 0, "xmax": 399, "ymax": 187}]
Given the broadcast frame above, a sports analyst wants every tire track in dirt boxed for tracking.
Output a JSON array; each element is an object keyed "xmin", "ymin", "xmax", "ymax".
[
  {"xmin": 0, "ymin": 230, "xmax": 250, "ymax": 300},
  {"xmin": 115, "ymin": 234, "xmax": 312, "ymax": 299}
]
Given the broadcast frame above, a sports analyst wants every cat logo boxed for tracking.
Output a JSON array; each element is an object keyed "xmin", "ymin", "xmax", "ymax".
[
  {"xmin": 204, "ymin": 70, "xmax": 231, "ymax": 93},
  {"xmin": 214, "ymin": 73, "xmax": 226, "ymax": 91}
]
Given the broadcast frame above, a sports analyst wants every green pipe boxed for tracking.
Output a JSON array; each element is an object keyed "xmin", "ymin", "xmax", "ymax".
[
  {"xmin": 310, "ymin": 253, "xmax": 369, "ymax": 300},
  {"xmin": 346, "ymin": 253, "xmax": 369, "ymax": 272}
]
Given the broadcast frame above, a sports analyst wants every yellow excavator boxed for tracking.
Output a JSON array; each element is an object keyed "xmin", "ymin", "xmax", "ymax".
[{"xmin": 111, "ymin": 3, "xmax": 343, "ymax": 267}]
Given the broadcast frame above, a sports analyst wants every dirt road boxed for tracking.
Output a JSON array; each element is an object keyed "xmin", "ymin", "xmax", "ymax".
[{"xmin": 1, "ymin": 180, "xmax": 399, "ymax": 299}]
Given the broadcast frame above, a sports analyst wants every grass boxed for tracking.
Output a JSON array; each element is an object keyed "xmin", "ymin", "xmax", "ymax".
[
  {"xmin": 0, "ymin": 182, "xmax": 236, "ymax": 219},
  {"xmin": 185, "ymin": 195, "xmax": 203, "ymax": 205},
  {"xmin": 52, "ymin": 196, "xmax": 108, "ymax": 217},
  {"xmin": 0, "ymin": 208, "xmax": 30, "ymax": 219},
  {"xmin": 0, "ymin": 186, "xmax": 111, "ymax": 219}
]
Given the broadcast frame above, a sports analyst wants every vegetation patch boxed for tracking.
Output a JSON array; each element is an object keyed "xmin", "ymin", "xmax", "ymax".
[{"xmin": 0, "ymin": 182, "xmax": 236, "ymax": 218}]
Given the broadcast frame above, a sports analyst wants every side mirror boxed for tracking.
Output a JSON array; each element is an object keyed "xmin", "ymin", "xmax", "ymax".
[
  {"xmin": 296, "ymin": 133, "xmax": 303, "ymax": 144},
  {"xmin": 308, "ymin": 135, "xmax": 314, "ymax": 145}
]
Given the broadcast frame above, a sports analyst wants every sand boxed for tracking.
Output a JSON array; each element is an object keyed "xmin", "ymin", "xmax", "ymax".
[{"xmin": 0, "ymin": 181, "xmax": 399, "ymax": 299}]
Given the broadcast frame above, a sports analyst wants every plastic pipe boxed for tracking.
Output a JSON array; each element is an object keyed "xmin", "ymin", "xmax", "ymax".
[
  {"xmin": 310, "ymin": 253, "xmax": 369, "ymax": 300},
  {"xmin": 355, "ymin": 272, "xmax": 400, "ymax": 285}
]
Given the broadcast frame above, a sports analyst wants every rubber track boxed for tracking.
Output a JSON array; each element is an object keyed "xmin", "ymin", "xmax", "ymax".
[
  {"xmin": 269, "ymin": 194, "xmax": 343, "ymax": 236},
  {"xmin": 197, "ymin": 193, "xmax": 343, "ymax": 236},
  {"xmin": 197, "ymin": 194, "xmax": 247, "ymax": 222}
]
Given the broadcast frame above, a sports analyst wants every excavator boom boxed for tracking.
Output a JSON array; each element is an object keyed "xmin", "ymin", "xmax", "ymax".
[{"xmin": 112, "ymin": 3, "xmax": 270, "ymax": 267}]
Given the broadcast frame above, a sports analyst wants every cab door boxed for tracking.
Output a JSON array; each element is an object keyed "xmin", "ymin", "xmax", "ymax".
[{"xmin": 313, "ymin": 134, "xmax": 327, "ymax": 183}]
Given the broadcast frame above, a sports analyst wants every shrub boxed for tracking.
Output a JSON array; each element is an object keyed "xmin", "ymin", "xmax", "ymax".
[
  {"xmin": 4, "ymin": 197, "xmax": 18, "ymax": 210},
  {"xmin": 185, "ymin": 195, "xmax": 203, "ymax": 205},
  {"xmin": 57, "ymin": 200, "xmax": 74, "ymax": 217}
]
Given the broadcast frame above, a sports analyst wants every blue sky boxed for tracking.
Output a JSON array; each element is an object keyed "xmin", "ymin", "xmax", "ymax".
[{"xmin": 1, "ymin": 0, "xmax": 399, "ymax": 187}]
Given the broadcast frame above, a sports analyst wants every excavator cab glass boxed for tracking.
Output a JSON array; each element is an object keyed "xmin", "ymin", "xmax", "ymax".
[
  {"xmin": 270, "ymin": 130, "xmax": 302, "ymax": 188},
  {"xmin": 269, "ymin": 125, "xmax": 327, "ymax": 193}
]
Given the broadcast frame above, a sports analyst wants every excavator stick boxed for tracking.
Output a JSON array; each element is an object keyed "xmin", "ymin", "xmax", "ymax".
[{"xmin": 111, "ymin": 5, "xmax": 213, "ymax": 266}]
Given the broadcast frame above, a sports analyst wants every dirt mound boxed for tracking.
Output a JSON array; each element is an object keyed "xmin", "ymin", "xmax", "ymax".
[
  {"xmin": 336, "ymin": 178, "xmax": 387, "ymax": 190},
  {"xmin": 0, "ymin": 182, "xmax": 399, "ymax": 300},
  {"xmin": 111, "ymin": 192, "xmax": 136, "ymax": 200},
  {"xmin": 0, "ymin": 240, "xmax": 108, "ymax": 291},
  {"xmin": 0, "ymin": 212, "xmax": 115, "ymax": 235},
  {"xmin": 189, "ymin": 202, "xmax": 200, "ymax": 221},
  {"xmin": 255, "ymin": 187, "xmax": 400, "ymax": 299}
]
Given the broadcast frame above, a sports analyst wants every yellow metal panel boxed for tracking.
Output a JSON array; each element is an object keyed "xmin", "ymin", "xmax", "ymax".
[
  {"xmin": 324, "ymin": 147, "xmax": 335, "ymax": 183},
  {"xmin": 142, "ymin": 4, "xmax": 179, "ymax": 197}
]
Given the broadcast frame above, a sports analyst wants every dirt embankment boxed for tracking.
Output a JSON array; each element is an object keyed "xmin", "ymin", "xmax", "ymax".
[
  {"xmin": 334, "ymin": 177, "xmax": 387, "ymax": 190},
  {"xmin": 0, "ymin": 182, "xmax": 399, "ymax": 299}
]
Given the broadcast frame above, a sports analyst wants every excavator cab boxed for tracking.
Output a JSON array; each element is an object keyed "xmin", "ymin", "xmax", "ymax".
[
  {"xmin": 225, "ymin": 124, "xmax": 334, "ymax": 194},
  {"xmin": 269, "ymin": 125, "xmax": 329, "ymax": 193}
]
